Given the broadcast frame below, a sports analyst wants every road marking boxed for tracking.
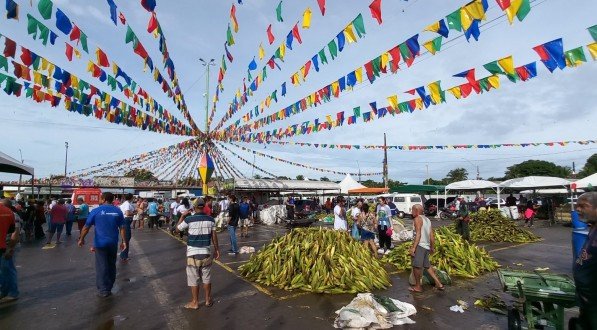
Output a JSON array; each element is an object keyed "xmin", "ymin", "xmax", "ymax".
[
  {"xmin": 42, "ymin": 244, "xmax": 55, "ymax": 250},
  {"xmin": 130, "ymin": 238, "xmax": 188, "ymax": 329},
  {"xmin": 278, "ymin": 292, "xmax": 309, "ymax": 300}
]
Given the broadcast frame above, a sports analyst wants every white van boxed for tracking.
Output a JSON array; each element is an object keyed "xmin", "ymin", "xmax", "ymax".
[{"xmin": 377, "ymin": 193, "xmax": 423, "ymax": 218}]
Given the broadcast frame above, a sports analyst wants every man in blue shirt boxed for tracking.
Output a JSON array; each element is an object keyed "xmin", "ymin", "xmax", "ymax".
[
  {"xmin": 78, "ymin": 192, "xmax": 125, "ymax": 298},
  {"xmin": 147, "ymin": 199, "xmax": 158, "ymax": 229}
]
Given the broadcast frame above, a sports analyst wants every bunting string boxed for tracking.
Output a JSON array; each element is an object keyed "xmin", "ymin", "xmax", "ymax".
[{"xmin": 216, "ymin": 143, "xmax": 278, "ymax": 178}]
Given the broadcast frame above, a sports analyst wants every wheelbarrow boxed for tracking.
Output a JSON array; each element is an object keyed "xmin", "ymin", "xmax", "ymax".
[{"xmin": 497, "ymin": 269, "xmax": 577, "ymax": 330}]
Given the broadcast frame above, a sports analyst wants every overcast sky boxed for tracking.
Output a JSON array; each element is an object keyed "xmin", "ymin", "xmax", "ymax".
[{"xmin": 1, "ymin": 0, "xmax": 596, "ymax": 184}]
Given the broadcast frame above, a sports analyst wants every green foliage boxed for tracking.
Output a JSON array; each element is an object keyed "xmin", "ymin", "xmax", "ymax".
[
  {"xmin": 445, "ymin": 168, "xmax": 468, "ymax": 183},
  {"xmin": 253, "ymin": 174, "xmax": 262, "ymax": 179},
  {"xmin": 320, "ymin": 176, "xmax": 330, "ymax": 182},
  {"xmin": 124, "ymin": 168, "xmax": 157, "ymax": 181},
  {"xmin": 578, "ymin": 153, "xmax": 597, "ymax": 178},
  {"xmin": 296, "ymin": 175, "xmax": 305, "ymax": 180},
  {"xmin": 504, "ymin": 160, "xmax": 571, "ymax": 179}
]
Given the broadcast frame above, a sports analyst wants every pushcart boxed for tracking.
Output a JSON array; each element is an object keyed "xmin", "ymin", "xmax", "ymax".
[{"xmin": 497, "ymin": 269, "xmax": 577, "ymax": 330}]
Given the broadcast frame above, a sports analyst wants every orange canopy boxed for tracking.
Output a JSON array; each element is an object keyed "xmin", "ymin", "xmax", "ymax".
[{"xmin": 348, "ymin": 187, "xmax": 389, "ymax": 194}]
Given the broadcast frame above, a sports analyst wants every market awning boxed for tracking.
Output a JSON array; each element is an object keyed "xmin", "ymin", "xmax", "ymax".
[
  {"xmin": 339, "ymin": 174, "xmax": 365, "ymax": 194},
  {"xmin": 0, "ymin": 151, "xmax": 34, "ymax": 175},
  {"xmin": 499, "ymin": 176, "xmax": 571, "ymax": 190},
  {"xmin": 445, "ymin": 180, "xmax": 498, "ymax": 190},
  {"xmin": 574, "ymin": 173, "xmax": 597, "ymax": 189},
  {"xmin": 391, "ymin": 184, "xmax": 445, "ymax": 194},
  {"xmin": 348, "ymin": 187, "xmax": 390, "ymax": 194},
  {"xmin": 233, "ymin": 178, "xmax": 340, "ymax": 192}
]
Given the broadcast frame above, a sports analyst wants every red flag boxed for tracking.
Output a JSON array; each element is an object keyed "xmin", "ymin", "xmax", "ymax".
[
  {"xmin": 20, "ymin": 47, "xmax": 32, "ymax": 66},
  {"xmin": 317, "ymin": 0, "xmax": 326, "ymax": 15},
  {"xmin": 515, "ymin": 66, "xmax": 530, "ymax": 81},
  {"xmin": 267, "ymin": 24, "xmax": 275, "ymax": 44},
  {"xmin": 119, "ymin": 12, "xmax": 126, "ymax": 24},
  {"xmin": 96, "ymin": 48, "xmax": 110, "ymax": 67},
  {"xmin": 303, "ymin": 60, "xmax": 312, "ymax": 78},
  {"xmin": 70, "ymin": 25, "xmax": 81, "ymax": 42},
  {"xmin": 460, "ymin": 83, "xmax": 473, "ymax": 98},
  {"xmin": 134, "ymin": 41, "xmax": 149, "ymax": 58},
  {"xmin": 388, "ymin": 46, "xmax": 400, "ymax": 72},
  {"xmin": 369, "ymin": 0, "xmax": 382, "ymax": 25},
  {"xmin": 3, "ymin": 38, "xmax": 16, "ymax": 58},
  {"xmin": 495, "ymin": 0, "xmax": 511, "ymax": 11},
  {"xmin": 364, "ymin": 61, "xmax": 374, "ymax": 82},
  {"xmin": 147, "ymin": 12, "xmax": 158, "ymax": 33},
  {"xmin": 292, "ymin": 24, "xmax": 302, "ymax": 44},
  {"xmin": 65, "ymin": 43, "xmax": 74, "ymax": 61}
]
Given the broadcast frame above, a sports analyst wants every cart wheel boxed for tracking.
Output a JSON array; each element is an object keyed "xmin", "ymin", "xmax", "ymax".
[{"xmin": 507, "ymin": 308, "xmax": 522, "ymax": 330}]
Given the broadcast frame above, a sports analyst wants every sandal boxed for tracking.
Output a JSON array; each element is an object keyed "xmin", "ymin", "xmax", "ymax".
[
  {"xmin": 436, "ymin": 285, "xmax": 445, "ymax": 291},
  {"xmin": 205, "ymin": 301, "xmax": 214, "ymax": 307},
  {"xmin": 408, "ymin": 287, "xmax": 423, "ymax": 293}
]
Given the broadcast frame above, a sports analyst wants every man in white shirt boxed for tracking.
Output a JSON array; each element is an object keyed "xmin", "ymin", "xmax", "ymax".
[
  {"xmin": 119, "ymin": 194, "xmax": 135, "ymax": 261},
  {"xmin": 169, "ymin": 198, "xmax": 179, "ymax": 233},
  {"xmin": 333, "ymin": 197, "xmax": 348, "ymax": 231},
  {"xmin": 351, "ymin": 200, "xmax": 362, "ymax": 220},
  {"xmin": 218, "ymin": 198, "xmax": 229, "ymax": 215}
]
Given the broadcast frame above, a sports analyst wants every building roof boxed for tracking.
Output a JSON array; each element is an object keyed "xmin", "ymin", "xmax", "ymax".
[
  {"xmin": 499, "ymin": 176, "xmax": 571, "ymax": 190},
  {"xmin": 339, "ymin": 174, "xmax": 365, "ymax": 194},
  {"xmin": 391, "ymin": 184, "xmax": 445, "ymax": 194},
  {"xmin": 233, "ymin": 178, "xmax": 340, "ymax": 192},
  {"xmin": 0, "ymin": 151, "xmax": 34, "ymax": 176}
]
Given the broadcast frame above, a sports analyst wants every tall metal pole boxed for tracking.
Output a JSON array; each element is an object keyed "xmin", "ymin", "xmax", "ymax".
[
  {"xmin": 18, "ymin": 149, "xmax": 23, "ymax": 195},
  {"xmin": 426, "ymin": 164, "xmax": 429, "ymax": 185},
  {"xmin": 205, "ymin": 64, "xmax": 210, "ymax": 134},
  {"xmin": 383, "ymin": 133, "xmax": 388, "ymax": 188},
  {"xmin": 64, "ymin": 142, "xmax": 69, "ymax": 178}
]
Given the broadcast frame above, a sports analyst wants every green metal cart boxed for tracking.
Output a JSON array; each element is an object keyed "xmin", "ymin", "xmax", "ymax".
[{"xmin": 497, "ymin": 269, "xmax": 577, "ymax": 330}]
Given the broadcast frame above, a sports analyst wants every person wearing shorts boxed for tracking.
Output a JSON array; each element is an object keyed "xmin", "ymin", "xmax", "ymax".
[
  {"xmin": 409, "ymin": 205, "xmax": 445, "ymax": 293},
  {"xmin": 239, "ymin": 197, "xmax": 251, "ymax": 238},
  {"xmin": 177, "ymin": 198, "xmax": 220, "ymax": 309}
]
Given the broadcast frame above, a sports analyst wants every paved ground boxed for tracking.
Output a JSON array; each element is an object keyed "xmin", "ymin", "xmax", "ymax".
[{"xmin": 0, "ymin": 219, "xmax": 579, "ymax": 329}]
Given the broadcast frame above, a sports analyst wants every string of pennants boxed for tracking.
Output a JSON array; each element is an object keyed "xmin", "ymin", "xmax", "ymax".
[
  {"xmin": 213, "ymin": 0, "xmax": 392, "ymax": 132},
  {"xmin": 4, "ymin": 0, "xmax": 198, "ymax": 135},
  {"xmin": 216, "ymin": 33, "xmax": 597, "ymax": 143},
  {"xmin": 216, "ymin": 143, "xmax": 278, "ymax": 178},
  {"xmin": 216, "ymin": 0, "xmax": 532, "ymax": 135},
  {"xmin": 247, "ymin": 139, "xmax": 597, "ymax": 151},
  {"xmin": 222, "ymin": 142, "xmax": 384, "ymax": 177},
  {"xmin": 0, "ymin": 35, "xmax": 192, "ymax": 136},
  {"xmin": 212, "ymin": 147, "xmax": 246, "ymax": 179}
]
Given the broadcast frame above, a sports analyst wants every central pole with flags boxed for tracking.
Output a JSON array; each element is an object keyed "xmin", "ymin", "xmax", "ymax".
[
  {"xmin": 383, "ymin": 133, "xmax": 388, "ymax": 188},
  {"xmin": 199, "ymin": 58, "xmax": 215, "ymax": 196}
]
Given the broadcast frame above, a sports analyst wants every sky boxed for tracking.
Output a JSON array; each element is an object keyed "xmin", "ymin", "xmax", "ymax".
[{"xmin": 0, "ymin": 0, "xmax": 596, "ymax": 184}]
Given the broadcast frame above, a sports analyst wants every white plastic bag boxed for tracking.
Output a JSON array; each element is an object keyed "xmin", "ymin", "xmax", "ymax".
[{"xmin": 334, "ymin": 293, "xmax": 416, "ymax": 329}]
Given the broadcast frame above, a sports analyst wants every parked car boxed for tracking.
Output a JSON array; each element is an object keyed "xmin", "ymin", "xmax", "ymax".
[{"xmin": 377, "ymin": 193, "xmax": 423, "ymax": 218}]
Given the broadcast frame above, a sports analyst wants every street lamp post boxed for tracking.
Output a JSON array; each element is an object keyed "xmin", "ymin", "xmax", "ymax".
[
  {"xmin": 17, "ymin": 149, "xmax": 23, "ymax": 195},
  {"xmin": 199, "ymin": 58, "xmax": 215, "ymax": 134},
  {"xmin": 64, "ymin": 142, "xmax": 69, "ymax": 179}
]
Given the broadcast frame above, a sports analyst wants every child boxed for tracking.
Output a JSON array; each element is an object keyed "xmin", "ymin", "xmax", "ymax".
[{"xmin": 524, "ymin": 201, "xmax": 536, "ymax": 227}]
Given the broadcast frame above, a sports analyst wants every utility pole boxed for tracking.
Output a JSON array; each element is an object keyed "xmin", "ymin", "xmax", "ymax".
[
  {"xmin": 476, "ymin": 165, "xmax": 480, "ymax": 180},
  {"xmin": 572, "ymin": 162, "xmax": 576, "ymax": 178},
  {"xmin": 17, "ymin": 149, "xmax": 23, "ymax": 192},
  {"xmin": 64, "ymin": 142, "xmax": 69, "ymax": 178},
  {"xmin": 356, "ymin": 161, "xmax": 362, "ymax": 183},
  {"xmin": 200, "ymin": 58, "xmax": 215, "ymax": 134},
  {"xmin": 383, "ymin": 133, "xmax": 388, "ymax": 188},
  {"xmin": 426, "ymin": 164, "xmax": 429, "ymax": 185}
]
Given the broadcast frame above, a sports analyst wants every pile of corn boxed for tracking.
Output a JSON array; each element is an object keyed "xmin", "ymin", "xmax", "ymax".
[
  {"xmin": 238, "ymin": 227, "xmax": 391, "ymax": 293},
  {"xmin": 468, "ymin": 210, "xmax": 540, "ymax": 243}
]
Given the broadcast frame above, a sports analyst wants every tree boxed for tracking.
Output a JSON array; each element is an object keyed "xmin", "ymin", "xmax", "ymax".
[
  {"xmin": 296, "ymin": 175, "xmax": 305, "ymax": 180},
  {"xmin": 253, "ymin": 174, "xmax": 262, "ymax": 179},
  {"xmin": 504, "ymin": 160, "xmax": 571, "ymax": 179},
  {"xmin": 277, "ymin": 176, "xmax": 290, "ymax": 180},
  {"xmin": 422, "ymin": 178, "xmax": 445, "ymax": 185},
  {"xmin": 320, "ymin": 177, "xmax": 330, "ymax": 182},
  {"xmin": 578, "ymin": 153, "xmax": 597, "ymax": 178},
  {"xmin": 124, "ymin": 168, "xmax": 157, "ymax": 181},
  {"xmin": 445, "ymin": 168, "xmax": 468, "ymax": 184}
]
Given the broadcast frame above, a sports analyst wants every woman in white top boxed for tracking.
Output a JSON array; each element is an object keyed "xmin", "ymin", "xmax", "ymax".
[{"xmin": 333, "ymin": 197, "xmax": 347, "ymax": 231}]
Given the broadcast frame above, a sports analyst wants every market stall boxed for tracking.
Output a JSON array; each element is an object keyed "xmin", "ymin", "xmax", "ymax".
[
  {"xmin": 1, "ymin": 150, "xmax": 35, "ymax": 199},
  {"xmin": 498, "ymin": 176, "xmax": 571, "ymax": 206},
  {"xmin": 574, "ymin": 173, "xmax": 597, "ymax": 190},
  {"xmin": 444, "ymin": 180, "xmax": 498, "ymax": 204},
  {"xmin": 339, "ymin": 174, "xmax": 365, "ymax": 194}
]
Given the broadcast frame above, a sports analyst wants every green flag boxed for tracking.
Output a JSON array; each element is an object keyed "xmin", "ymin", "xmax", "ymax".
[
  {"xmin": 478, "ymin": 78, "xmax": 490, "ymax": 92},
  {"xmin": 398, "ymin": 102, "xmax": 409, "ymax": 113},
  {"xmin": 352, "ymin": 14, "xmax": 366, "ymax": 38},
  {"xmin": 276, "ymin": 1, "xmax": 283, "ymax": 22},
  {"xmin": 371, "ymin": 56, "xmax": 381, "ymax": 76},
  {"xmin": 565, "ymin": 46, "xmax": 587, "ymax": 66},
  {"xmin": 483, "ymin": 61, "xmax": 504, "ymax": 75},
  {"xmin": 262, "ymin": 66, "xmax": 267, "ymax": 80},
  {"xmin": 588, "ymin": 25, "xmax": 597, "ymax": 42},
  {"xmin": 0, "ymin": 56, "xmax": 8, "ymax": 71},
  {"xmin": 516, "ymin": 0, "xmax": 531, "ymax": 21},
  {"xmin": 506, "ymin": 73, "xmax": 518, "ymax": 83},
  {"xmin": 446, "ymin": 9, "xmax": 462, "ymax": 32},
  {"xmin": 227, "ymin": 25, "xmax": 235, "ymax": 46},
  {"xmin": 398, "ymin": 43, "xmax": 411, "ymax": 59},
  {"xmin": 271, "ymin": 90, "xmax": 277, "ymax": 102},
  {"xmin": 38, "ymin": 24, "xmax": 50, "ymax": 45},
  {"xmin": 221, "ymin": 56, "xmax": 227, "ymax": 71},
  {"xmin": 26, "ymin": 86, "xmax": 34, "ymax": 98},
  {"xmin": 318, "ymin": 49, "xmax": 328, "ymax": 64},
  {"xmin": 32, "ymin": 56, "xmax": 41, "ymax": 70},
  {"xmin": 80, "ymin": 31, "xmax": 89, "ymax": 53},
  {"xmin": 353, "ymin": 106, "xmax": 361, "ymax": 117},
  {"xmin": 328, "ymin": 40, "xmax": 338, "ymax": 60},
  {"xmin": 38, "ymin": 0, "xmax": 53, "ymax": 20},
  {"xmin": 125, "ymin": 26, "xmax": 136, "ymax": 44},
  {"xmin": 27, "ymin": 14, "xmax": 38, "ymax": 37}
]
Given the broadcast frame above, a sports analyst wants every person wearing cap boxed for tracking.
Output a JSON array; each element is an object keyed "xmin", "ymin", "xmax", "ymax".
[{"xmin": 176, "ymin": 198, "xmax": 220, "ymax": 309}]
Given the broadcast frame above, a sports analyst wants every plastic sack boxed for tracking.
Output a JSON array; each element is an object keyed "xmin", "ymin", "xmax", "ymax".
[
  {"xmin": 351, "ymin": 223, "xmax": 361, "ymax": 240},
  {"xmin": 334, "ymin": 293, "xmax": 416, "ymax": 329}
]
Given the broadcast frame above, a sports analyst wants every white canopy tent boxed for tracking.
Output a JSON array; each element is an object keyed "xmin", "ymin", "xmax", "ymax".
[
  {"xmin": 574, "ymin": 173, "xmax": 597, "ymax": 189},
  {"xmin": 0, "ymin": 151, "xmax": 34, "ymax": 175},
  {"xmin": 498, "ymin": 176, "xmax": 571, "ymax": 208},
  {"xmin": 444, "ymin": 180, "xmax": 498, "ymax": 204},
  {"xmin": 339, "ymin": 174, "xmax": 365, "ymax": 194}
]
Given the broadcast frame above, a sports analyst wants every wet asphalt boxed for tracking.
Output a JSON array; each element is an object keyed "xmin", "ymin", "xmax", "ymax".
[{"xmin": 0, "ymin": 218, "xmax": 579, "ymax": 329}]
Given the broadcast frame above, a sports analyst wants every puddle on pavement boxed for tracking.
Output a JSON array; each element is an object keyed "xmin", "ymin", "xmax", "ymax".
[{"xmin": 96, "ymin": 315, "xmax": 127, "ymax": 330}]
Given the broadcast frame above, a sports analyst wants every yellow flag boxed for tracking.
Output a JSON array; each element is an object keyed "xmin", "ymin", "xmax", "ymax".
[
  {"xmin": 487, "ymin": 75, "xmax": 500, "ymax": 89},
  {"xmin": 292, "ymin": 72, "xmax": 300, "ymax": 86},
  {"xmin": 428, "ymin": 81, "xmax": 442, "ymax": 104},
  {"xmin": 47, "ymin": 63, "xmax": 55, "ymax": 77},
  {"xmin": 460, "ymin": 8, "xmax": 473, "ymax": 31},
  {"xmin": 279, "ymin": 43, "xmax": 286, "ymax": 59},
  {"xmin": 33, "ymin": 72, "xmax": 42, "ymax": 85},
  {"xmin": 73, "ymin": 48, "xmax": 81, "ymax": 59},
  {"xmin": 71, "ymin": 75, "xmax": 79, "ymax": 88},
  {"xmin": 86, "ymin": 60, "xmax": 94, "ymax": 73},
  {"xmin": 380, "ymin": 52, "xmax": 390, "ymax": 71},
  {"xmin": 448, "ymin": 87, "xmax": 462, "ymax": 99},
  {"xmin": 258, "ymin": 43, "xmax": 265, "ymax": 60},
  {"xmin": 588, "ymin": 42, "xmax": 597, "ymax": 60},
  {"xmin": 331, "ymin": 81, "xmax": 339, "ymax": 94},
  {"xmin": 355, "ymin": 67, "xmax": 363, "ymax": 83},
  {"xmin": 464, "ymin": 0, "xmax": 486, "ymax": 21},
  {"xmin": 424, "ymin": 21, "xmax": 440, "ymax": 33},
  {"xmin": 414, "ymin": 98, "xmax": 423, "ymax": 110},
  {"xmin": 153, "ymin": 69, "xmax": 159, "ymax": 81},
  {"xmin": 423, "ymin": 40, "xmax": 436, "ymax": 55},
  {"xmin": 504, "ymin": 0, "xmax": 523, "ymax": 24},
  {"xmin": 387, "ymin": 95, "xmax": 398, "ymax": 110},
  {"xmin": 302, "ymin": 7, "xmax": 312, "ymax": 29},
  {"xmin": 498, "ymin": 55, "xmax": 515, "ymax": 75},
  {"xmin": 344, "ymin": 25, "xmax": 357, "ymax": 43},
  {"xmin": 326, "ymin": 114, "xmax": 333, "ymax": 124},
  {"xmin": 112, "ymin": 62, "xmax": 119, "ymax": 75},
  {"xmin": 41, "ymin": 58, "xmax": 49, "ymax": 70},
  {"xmin": 301, "ymin": 65, "xmax": 308, "ymax": 80}
]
